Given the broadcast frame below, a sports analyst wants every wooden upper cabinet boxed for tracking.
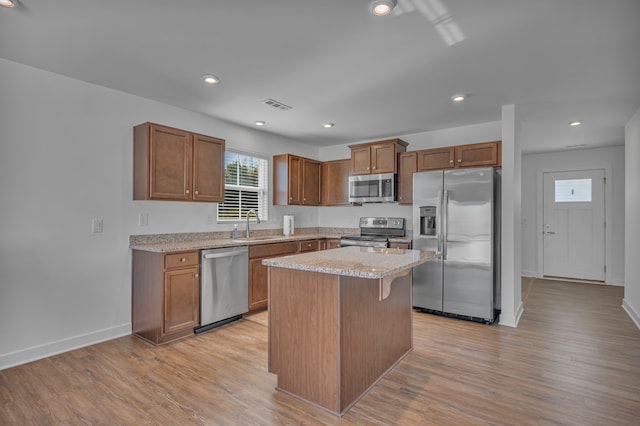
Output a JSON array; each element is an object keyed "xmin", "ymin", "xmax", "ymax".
[
  {"xmin": 133, "ymin": 122, "xmax": 225, "ymax": 202},
  {"xmin": 455, "ymin": 141, "xmax": 501, "ymax": 168},
  {"xmin": 351, "ymin": 146, "xmax": 372, "ymax": 175},
  {"xmin": 192, "ymin": 134, "xmax": 225, "ymax": 202},
  {"xmin": 273, "ymin": 154, "xmax": 321, "ymax": 206},
  {"xmin": 288, "ymin": 155, "xmax": 302, "ymax": 205},
  {"xmin": 398, "ymin": 152, "xmax": 417, "ymax": 205},
  {"xmin": 321, "ymin": 159, "xmax": 350, "ymax": 206},
  {"xmin": 417, "ymin": 147, "xmax": 455, "ymax": 171},
  {"xmin": 349, "ymin": 139, "xmax": 408, "ymax": 175},
  {"xmin": 416, "ymin": 141, "xmax": 501, "ymax": 172},
  {"xmin": 302, "ymin": 158, "xmax": 321, "ymax": 205}
]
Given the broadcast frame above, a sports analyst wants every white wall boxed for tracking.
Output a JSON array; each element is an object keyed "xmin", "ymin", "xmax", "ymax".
[
  {"xmin": 521, "ymin": 146, "xmax": 625, "ymax": 285},
  {"xmin": 0, "ymin": 58, "xmax": 319, "ymax": 369},
  {"xmin": 623, "ymin": 108, "xmax": 640, "ymax": 327}
]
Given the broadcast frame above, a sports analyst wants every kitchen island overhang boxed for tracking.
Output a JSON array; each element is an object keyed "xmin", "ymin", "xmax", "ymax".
[{"xmin": 263, "ymin": 246, "xmax": 434, "ymax": 416}]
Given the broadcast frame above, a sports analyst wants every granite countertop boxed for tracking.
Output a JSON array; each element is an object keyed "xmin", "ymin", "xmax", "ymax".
[
  {"xmin": 262, "ymin": 246, "xmax": 435, "ymax": 279},
  {"xmin": 129, "ymin": 229, "xmax": 359, "ymax": 253}
]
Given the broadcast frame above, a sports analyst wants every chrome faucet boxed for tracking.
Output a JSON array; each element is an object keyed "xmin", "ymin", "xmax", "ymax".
[{"xmin": 245, "ymin": 209, "xmax": 261, "ymax": 238}]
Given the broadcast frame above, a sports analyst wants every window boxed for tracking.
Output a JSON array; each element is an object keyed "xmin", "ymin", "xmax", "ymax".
[
  {"xmin": 555, "ymin": 178, "xmax": 592, "ymax": 202},
  {"xmin": 218, "ymin": 151, "xmax": 268, "ymax": 222}
]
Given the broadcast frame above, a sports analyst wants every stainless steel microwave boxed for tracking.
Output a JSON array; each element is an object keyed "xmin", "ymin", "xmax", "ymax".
[{"xmin": 348, "ymin": 173, "xmax": 396, "ymax": 203}]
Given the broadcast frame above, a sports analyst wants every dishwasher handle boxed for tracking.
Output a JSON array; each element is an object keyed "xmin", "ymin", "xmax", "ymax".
[{"xmin": 203, "ymin": 249, "xmax": 248, "ymax": 260}]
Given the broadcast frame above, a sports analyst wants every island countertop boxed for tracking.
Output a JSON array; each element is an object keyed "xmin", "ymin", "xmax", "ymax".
[{"xmin": 262, "ymin": 246, "xmax": 435, "ymax": 279}]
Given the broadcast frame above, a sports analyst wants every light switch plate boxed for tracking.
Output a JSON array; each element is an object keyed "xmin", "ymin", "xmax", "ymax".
[
  {"xmin": 92, "ymin": 218, "xmax": 103, "ymax": 233},
  {"xmin": 138, "ymin": 212, "xmax": 148, "ymax": 227}
]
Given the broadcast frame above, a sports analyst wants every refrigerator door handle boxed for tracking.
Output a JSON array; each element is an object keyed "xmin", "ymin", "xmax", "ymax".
[
  {"xmin": 436, "ymin": 190, "xmax": 443, "ymax": 257},
  {"xmin": 442, "ymin": 190, "xmax": 449, "ymax": 260}
]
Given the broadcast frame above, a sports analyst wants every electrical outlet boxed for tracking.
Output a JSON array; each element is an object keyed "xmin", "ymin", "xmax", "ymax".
[
  {"xmin": 138, "ymin": 212, "xmax": 148, "ymax": 227},
  {"xmin": 92, "ymin": 218, "xmax": 103, "ymax": 233}
]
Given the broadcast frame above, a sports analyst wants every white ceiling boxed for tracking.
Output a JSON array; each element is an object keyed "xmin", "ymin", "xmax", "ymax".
[{"xmin": 1, "ymin": 0, "xmax": 638, "ymax": 153}]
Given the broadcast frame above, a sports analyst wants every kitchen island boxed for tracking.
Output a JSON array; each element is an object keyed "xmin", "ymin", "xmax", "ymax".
[{"xmin": 263, "ymin": 246, "xmax": 434, "ymax": 416}]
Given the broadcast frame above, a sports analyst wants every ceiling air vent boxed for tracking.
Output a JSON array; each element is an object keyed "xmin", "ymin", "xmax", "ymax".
[{"xmin": 261, "ymin": 98, "xmax": 293, "ymax": 111}]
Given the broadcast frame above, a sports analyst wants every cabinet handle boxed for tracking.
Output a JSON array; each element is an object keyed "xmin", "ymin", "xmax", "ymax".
[
  {"xmin": 373, "ymin": 166, "xmax": 376, "ymax": 170},
  {"xmin": 290, "ymin": 197, "xmax": 292, "ymax": 200},
  {"xmin": 367, "ymin": 167, "xmax": 370, "ymax": 170},
  {"xmin": 308, "ymin": 243, "xmax": 312, "ymax": 247},
  {"xmin": 194, "ymin": 191, "xmax": 199, "ymax": 195},
  {"xmin": 458, "ymin": 159, "xmax": 462, "ymax": 163},
  {"xmin": 304, "ymin": 198, "xmax": 307, "ymax": 201},
  {"xmin": 186, "ymin": 189, "xmax": 190, "ymax": 194},
  {"xmin": 180, "ymin": 257, "xmax": 186, "ymax": 262},
  {"xmin": 450, "ymin": 160, "xmax": 454, "ymax": 164},
  {"xmin": 195, "ymin": 273, "xmax": 199, "ymax": 278}
]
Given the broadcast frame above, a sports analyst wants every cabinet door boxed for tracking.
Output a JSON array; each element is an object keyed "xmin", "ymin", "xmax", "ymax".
[
  {"xmin": 192, "ymin": 134, "xmax": 225, "ymax": 202},
  {"xmin": 163, "ymin": 267, "xmax": 199, "ymax": 335},
  {"xmin": 351, "ymin": 146, "xmax": 372, "ymax": 175},
  {"xmin": 322, "ymin": 159, "xmax": 350, "ymax": 205},
  {"xmin": 371, "ymin": 142, "xmax": 397, "ymax": 174},
  {"xmin": 302, "ymin": 159, "xmax": 321, "ymax": 205},
  {"xmin": 149, "ymin": 124, "xmax": 192, "ymax": 200},
  {"xmin": 249, "ymin": 258, "xmax": 269, "ymax": 311},
  {"xmin": 417, "ymin": 147, "xmax": 455, "ymax": 171},
  {"xmin": 455, "ymin": 141, "xmax": 500, "ymax": 168},
  {"xmin": 398, "ymin": 152, "xmax": 417, "ymax": 205},
  {"xmin": 288, "ymin": 155, "xmax": 302, "ymax": 205},
  {"xmin": 389, "ymin": 242, "xmax": 411, "ymax": 249},
  {"xmin": 325, "ymin": 238, "xmax": 341, "ymax": 249}
]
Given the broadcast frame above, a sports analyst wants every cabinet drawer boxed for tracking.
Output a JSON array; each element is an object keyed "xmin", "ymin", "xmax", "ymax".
[
  {"xmin": 249, "ymin": 242, "xmax": 299, "ymax": 259},
  {"xmin": 164, "ymin": 251, "xmax": 199, "ymax": 269},
  {"xmin": 298, "ymin": 239, "xmax": 320, "ymax": 252}
]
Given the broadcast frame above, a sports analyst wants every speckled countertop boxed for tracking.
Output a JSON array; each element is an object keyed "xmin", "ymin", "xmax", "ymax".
[
  {"xmin": 129, "ymin": 228, "xmax": 412, "ymax": 253},
  {"xmin": 262, "ymin": 246, "xmax": 434, "ymax": 279}
]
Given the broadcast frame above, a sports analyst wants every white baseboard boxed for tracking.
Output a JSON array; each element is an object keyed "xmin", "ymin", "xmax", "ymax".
[
  {"xmin": 622, "ymin": 299, "xmax": 640, "ymax": 330},
  {"xmin": 606, "ymin": 278, "xmax": 624, "ymax": 287},
  {"xmin": 521, "ymin": 270, "xmax": 537, "ymax": 278},
  {"xmin": 498, "ymin": 300, "xmax": 523, "ymax": 328},
  {"xmin": 0, "ymin": 324, "xmax": 131, "ymax": 371}
]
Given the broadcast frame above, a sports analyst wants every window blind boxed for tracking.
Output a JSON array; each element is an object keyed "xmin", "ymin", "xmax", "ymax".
[{"xmin": 218, "ymin": 151, "xmax": 268, "ymax": 221}]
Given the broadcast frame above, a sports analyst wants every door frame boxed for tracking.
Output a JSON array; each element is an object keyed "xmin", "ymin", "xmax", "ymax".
[{"xmin": 535, "ymin": 164, "xmax": 613, "ymax": 283}]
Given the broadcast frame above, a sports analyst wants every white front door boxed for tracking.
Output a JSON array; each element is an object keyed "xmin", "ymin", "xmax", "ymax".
[{"xmin": 542, "ymin": 169, "xmax": 605, "ymax": 281}]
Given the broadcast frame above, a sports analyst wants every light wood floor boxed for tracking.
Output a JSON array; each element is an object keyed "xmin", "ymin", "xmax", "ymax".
[{"xmin": 2, "ymin": 278, "xmax": 639, "ymax": 425}]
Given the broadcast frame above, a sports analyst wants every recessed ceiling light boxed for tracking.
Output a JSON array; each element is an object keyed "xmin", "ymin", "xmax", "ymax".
[
  {"xmin": 0, "ymin": 0, "xmax": 16, "ymax": 7},
  {"xmin": 255, "ymin": 121, "xmax": 266, "ymax": 126},
  {"xmin": 202, "ymin": 74, "xmax": 220, "ymax": 85},
  {"xmin": 569, "ymin": 120, "xmax": 582, "ymax": 127},
  {"xmin": 451, "ymin": 94, "xmax": 466, "ymax": 102},
  {"xmin": 322, "ymin": 123, "xmax": 335, "ymax": 128},
  {"xmin": 370, "ymin": 0, "xmax": 397, "ymax": 16}
]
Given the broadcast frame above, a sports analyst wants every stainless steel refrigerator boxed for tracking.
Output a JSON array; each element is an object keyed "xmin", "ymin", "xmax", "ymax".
[{"xmin": 412, "ymin": 167, "xmax": 501, "ymax": 323}]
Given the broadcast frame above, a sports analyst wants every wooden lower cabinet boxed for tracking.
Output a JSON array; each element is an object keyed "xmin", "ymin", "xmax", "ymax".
[
  {"xmin": 325, "ymin": 238, "xmax": 341, "ymax": 249},
  {"xmin": 248, "ymin": 241, "xmax": 298, "ymax": 312},
  {"xmin": 132, "ymin": 250, "xmax": 200, "ymax": 345},
  {"xmin": 248, "ymin": 239, "xmax": 326, "ymax": 312},
  {"xmin": 389, "ymin": 241, "xmax": 411, "ymax": 249}
]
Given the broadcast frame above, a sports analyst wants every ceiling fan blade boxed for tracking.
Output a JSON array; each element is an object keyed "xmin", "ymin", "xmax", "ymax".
[{"xmin": 394, "ymin": 0, "xmax": 465, "ymax": 46}]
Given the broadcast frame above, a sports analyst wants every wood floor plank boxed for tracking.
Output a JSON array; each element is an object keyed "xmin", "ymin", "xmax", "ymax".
[{"xmin": 1, "ymin": 278, "xmax": 639, "ymax": 425}]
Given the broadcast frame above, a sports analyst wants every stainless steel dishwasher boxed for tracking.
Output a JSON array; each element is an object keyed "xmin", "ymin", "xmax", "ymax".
[{"xmin": 195, "ymin": 246, "xmax": 248, "ymax": 334}]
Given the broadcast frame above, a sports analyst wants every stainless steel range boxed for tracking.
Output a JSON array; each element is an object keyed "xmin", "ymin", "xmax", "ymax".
[{"xmin": 340, "ymin": 217, "xmax": 406, "ymax": 248}]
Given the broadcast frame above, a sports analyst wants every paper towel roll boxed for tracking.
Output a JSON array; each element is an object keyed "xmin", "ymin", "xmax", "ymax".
[{"xmin": 283, "ymin": 215, "xmax": 294, "ymax": 236}]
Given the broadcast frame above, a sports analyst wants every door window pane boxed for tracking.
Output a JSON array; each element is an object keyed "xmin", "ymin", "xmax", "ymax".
[{"xmin": 555, "ymin": 178, "xmax": 592, "ymax": 202}]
